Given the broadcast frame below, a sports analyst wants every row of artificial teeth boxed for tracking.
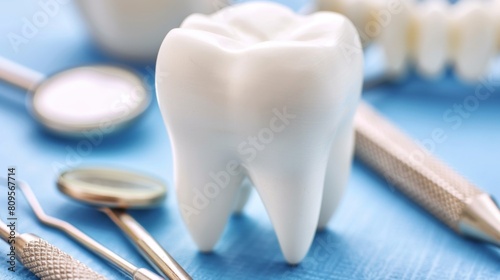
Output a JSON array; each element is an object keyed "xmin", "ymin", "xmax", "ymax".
[{"xmin": 318, "ymin": 0, "xmax": 500, "ymax": 81}]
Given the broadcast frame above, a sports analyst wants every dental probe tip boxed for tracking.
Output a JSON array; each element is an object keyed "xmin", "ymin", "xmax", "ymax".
[
  {"xmin": 355, "ymin": 102, "xmax": 500, "ymax": 251},
  {"xmin": 458, "ymin": 193, "xmax": 500, "ymax": 247}
]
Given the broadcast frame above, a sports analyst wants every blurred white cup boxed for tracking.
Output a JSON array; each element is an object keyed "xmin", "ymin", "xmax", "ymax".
[{"xmin": 76, "ymin": 0, "xmax": 227, "ymax": 62}]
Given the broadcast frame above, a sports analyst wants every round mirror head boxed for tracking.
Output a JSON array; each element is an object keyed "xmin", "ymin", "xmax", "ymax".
[
  {"xmin": 57, "ymin": 167, "xmax": 167, "ymax": 209},
  {"xmin": 32, "ymin": 65, "xmax": 150, "ymax": 136}
]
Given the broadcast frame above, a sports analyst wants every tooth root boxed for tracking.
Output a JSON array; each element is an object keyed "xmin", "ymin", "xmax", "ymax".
[
  {"xmin": 409, "ymin": 0, "xmax": 449, "ymax": 77},
  {"xmin": 247, "ymin": 150, "xmax": 329, "ymax": 264},
  {"xmin": 233, "ymin": 117, "xmax": 356, "ymax": 229},
  {"xmin": 450, "ymin": 1, "xmax": 496, "ymax": 81},
  {"xmin": 318, "ymin": 114, "xmax": 356, "ymax": 229},
  {"xmin": 174, "ymin": 145, "xmax": 244, "ymax": 251},
  {"xmin": 232, "ymin": 177, "xmax": 253, "ymax": 214}
]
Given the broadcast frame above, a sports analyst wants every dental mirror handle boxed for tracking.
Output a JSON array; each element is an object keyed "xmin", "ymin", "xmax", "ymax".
[
  {"xmin": 102, "ymin": 208, "xmax": 192, "ymax": 280},
  {"xmin": 355, "ymin": 101, "xmax": 500, "ymax": 246},
  {"xmin": 0, "ymin": 56, "xmax": 45, "ymax": 91},
  {"xmin": 14, "ymin": 180, "xmax": 165, "ymax": 280},
  {"xmin": 50, "ymin": 219, "xmax": 164, "ymax": 280},
  {"xmin": 0, "ymin": 220, "xmax": 107, "ymax": 280}
]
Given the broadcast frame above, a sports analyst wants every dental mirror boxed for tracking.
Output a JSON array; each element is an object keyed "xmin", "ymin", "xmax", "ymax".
[
  {"xmin": 0, "ymin": 56, "xmax": 150, "ymax": 136},
  {"xmin": 58, "ymin": 167, "xmax": 166, "ymax": 208},
  {"xmin": 58, "ymin": 167, "xmax": 192, "ymax": 280}
]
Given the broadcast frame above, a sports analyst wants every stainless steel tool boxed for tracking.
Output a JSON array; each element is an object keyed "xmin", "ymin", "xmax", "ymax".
[
  {"xmin": 0, "ymin": 219, "xmax": 106, "ymax": 280},
  {"xmin": 57, "ymin": 167, "xmax": 192, "ymax": 280},
  {"xmin": 0, "ymin": 56, "xmax": 150, "ymax": 136},
  {"xmin": 16, "ymin": 180, "xmax": 164, "ymax": 280},
  {"xmin": 355, "ymin": 101, "xmax": 500, "ymax": 246}
]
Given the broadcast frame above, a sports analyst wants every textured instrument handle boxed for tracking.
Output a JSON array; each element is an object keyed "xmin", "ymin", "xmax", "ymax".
[
  {"xmin": 17, "ymin": 233, "xmax": 107, "ymax": 280},
  {"xmin": 354, "ymin": 102, "xmax": 482, "ymax": 230}
]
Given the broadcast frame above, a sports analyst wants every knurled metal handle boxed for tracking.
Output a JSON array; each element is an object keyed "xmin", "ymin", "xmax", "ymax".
[
  {"xmin": 16, "ymin": 233, "xmax": 107, "ymax": 280},
  {"xmin": 354, "ymin": 102, "xmax": 482, "ymax": 230}
]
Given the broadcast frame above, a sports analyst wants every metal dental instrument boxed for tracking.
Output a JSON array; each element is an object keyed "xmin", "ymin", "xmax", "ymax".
[
  {"xmin": 355, "ymin": 101, "xmax": 500, "ymax": 246},
  {"xmin": 16, "ymin": 180, "xmax": 164, "ymax": 280},
  {"xmin": 57, "ymin": 167, "xmax": 192, "ymax": 280},
  {"xmin": 0, "ymin": 219, "xmax": 107, "ymax": 280},
  {"xmin": 0, "ymin": 56, "xmax": 150, "ymax": 136}
]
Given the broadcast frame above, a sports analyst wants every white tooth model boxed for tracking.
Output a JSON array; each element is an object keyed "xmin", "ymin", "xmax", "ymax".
[
  {"xmin": 318, "ymin": 0, "xmax": 413, "ymax": 76},
  {"xmin": 317, "ymin": 0, "xmax": 500, "ymax": 81},
  {"xmin": 449, "ymin": 0, "xmax": 497, "ymax": 81},
  {"xmin": 76, "ymin": 0, "xmax": 226, "ymax": 62},
  {"xmin": 408, "ymin": 0, "xmax": 449, "ymax": 78},
  {"xmin": 156, "ymin": 2, "xmax": 363, "ymax": 264}
]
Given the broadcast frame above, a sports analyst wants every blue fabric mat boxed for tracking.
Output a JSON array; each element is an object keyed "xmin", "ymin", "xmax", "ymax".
[{"xmin": 1, "ymin": 0, "xmax": 500, "ymax": 279}]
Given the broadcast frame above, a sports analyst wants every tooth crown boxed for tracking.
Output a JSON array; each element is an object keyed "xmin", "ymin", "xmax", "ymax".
[
  {"xmin": 318, "ymin": 0, "xmax": 500, "ymax": 81},
  {"xmin": 408, "ymin": 0, "xmax": 449, "ymax": 78},
  {"xmin": 156, "ymin": 2, "xmax": 362, "ymax": 264},
  {"xmin": 449, "ymin": 1, "xmax": 497, "ymax": 81}
]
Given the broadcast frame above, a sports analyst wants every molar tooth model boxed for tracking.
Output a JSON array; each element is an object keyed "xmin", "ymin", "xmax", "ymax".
[
  {"xmin": 317, "ymin": 0, "xmax": 500, "ymax": 81},
  {"xmin": 156, "ymin": 2, "xmax": 363, "ymax": 264}
]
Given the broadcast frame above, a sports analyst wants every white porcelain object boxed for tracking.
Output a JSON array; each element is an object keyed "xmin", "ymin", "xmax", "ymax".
[
  {"xmin": 409, "ymin": 0, "xmax": 449, "ymax": 77},
  {"xmin": 318, "ymin": 0, "xmax": 414, "ymax": 76},
  {"xmin": 449, "ymin": 0, "xmax": 496, "ymax": 81},
  {"xmin": 372, "ymin": 0, "xmax": 414, "ymax": 76},
  {"xmin": 317, "ymin": 0, "xmax": 500, "ymax": 81},
  {"xmin": 76, "ymin": 0, "xmax": 225, "ymax": 62},
  {"xmin": 317, "ymin": 0, "xmax": 372, "ymax": 41},
  {"xmin": 156, "ymin": 2, "xmax": 363, "ymax": 264}
]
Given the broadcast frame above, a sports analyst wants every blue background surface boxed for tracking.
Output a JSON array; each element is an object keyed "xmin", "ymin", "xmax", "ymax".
[{"xmin": 1, "ymin": 0, "xmax": 500, "ymax": 279}]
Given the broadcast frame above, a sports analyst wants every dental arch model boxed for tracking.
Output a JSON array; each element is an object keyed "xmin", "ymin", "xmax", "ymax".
[
  {"xmin": 317, "ymin": 0, "xmax": 500, "ymax": 81},
  {"xmin": 156, "ymin": 2, "xmax": 363, "ymax": 264}
]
